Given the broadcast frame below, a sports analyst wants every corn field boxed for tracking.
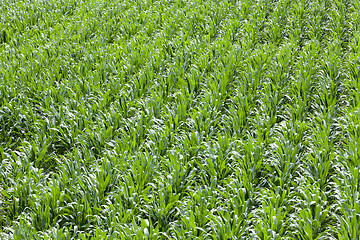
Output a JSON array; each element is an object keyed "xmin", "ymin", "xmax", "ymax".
[{"xmin": 1, "ymin": 0, "xmax": 360, "ymax": 239}]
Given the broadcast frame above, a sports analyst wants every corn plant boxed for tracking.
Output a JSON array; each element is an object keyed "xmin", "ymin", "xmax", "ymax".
[{"xmin": 1, "ymin": 0, "xmax": 360, "ymax": 238}]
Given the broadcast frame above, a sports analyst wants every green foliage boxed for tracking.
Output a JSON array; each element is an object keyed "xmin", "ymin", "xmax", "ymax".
[{"xmin": 0, "ymin": 0, "xmax": 359, "ymax": 238}]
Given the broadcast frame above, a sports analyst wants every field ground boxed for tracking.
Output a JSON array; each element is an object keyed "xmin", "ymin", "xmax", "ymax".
[{"xmin": 1, "ymin": 0, "xmax": 360, "ymax": 239}]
